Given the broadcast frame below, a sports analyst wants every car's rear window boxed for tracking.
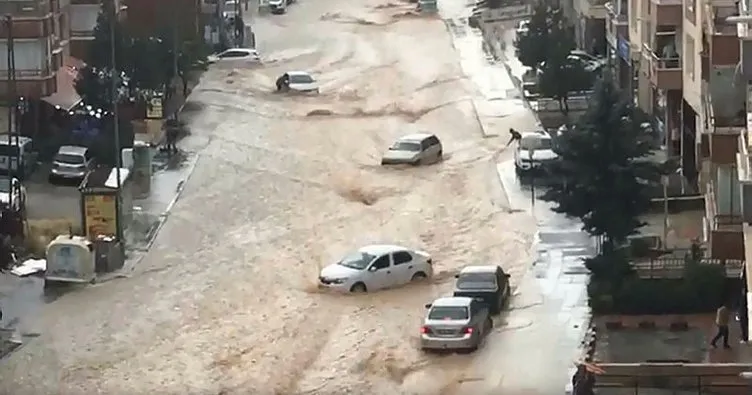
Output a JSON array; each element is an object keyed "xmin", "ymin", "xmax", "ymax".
[
  {"xmin": 428, "ymin": 306, "xmax": 468, "ymax": 320},
  {"xmin": 456, "ymin": 272, "xmax": 497, "ymax": 290},
  {"xmin": 289, "ymin": 74, "xmax": 314, "ymax": 84},
  {"xmin": 54, "ymin": 153, "xmax": 84, "ymax": 164},
  {"xmin": 393, "ymin": 141, "xmax": 421, "ymax": 151},
  {"xmin": 519, "ymin": 136, "xmax": 552, "ymax": 150}
]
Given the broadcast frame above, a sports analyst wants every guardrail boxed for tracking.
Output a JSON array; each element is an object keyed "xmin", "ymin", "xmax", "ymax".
[{"xmin": 632, "ymin": 257, "xmax": 743, "ymax": 278}]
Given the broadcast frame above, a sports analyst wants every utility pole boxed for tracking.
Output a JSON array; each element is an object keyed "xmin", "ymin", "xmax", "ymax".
[
  {"xmin": 5, "ymin": 15, "xmax": 15, "ymax": 212},
  {"xmin": 110, "ymin": 1, "xmax": 123, "ymax": 242}
]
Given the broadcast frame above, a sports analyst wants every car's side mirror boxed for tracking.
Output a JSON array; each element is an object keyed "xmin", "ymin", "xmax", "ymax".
[
  {"xmin": 454, "ymin": 274, "xmax": 459, "ymax": 278},
  {"xmin": 424, "ymin": 303, "xmax": 432, "ymax": 309},
  {"xmin": 504, "ymin": 273, "xmax": 510, "ymax": 278},
  {"xmin": 368, "ymin": 266, "xmax": 378, "ymax": 272}
]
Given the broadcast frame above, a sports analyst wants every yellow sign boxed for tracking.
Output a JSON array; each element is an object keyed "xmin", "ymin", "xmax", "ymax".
[
  {"xmin": 83, "ymin": 194, "xmax": 117, "ymax": 239},
  {"xmin": 146, "ymin": 97, "xmax": 163, "ymax": 119}
]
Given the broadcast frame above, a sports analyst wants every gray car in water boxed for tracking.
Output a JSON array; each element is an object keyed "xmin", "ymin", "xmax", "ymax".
[
  {"xmin": 381, "ymin": 133, "xmax": 442, "ymax": 166},
  {"xmin": 420, "ymin": 296, "xmax": 493, "ymax": 352}
]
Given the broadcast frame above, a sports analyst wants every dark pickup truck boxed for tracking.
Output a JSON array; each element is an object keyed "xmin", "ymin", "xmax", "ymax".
[{"xmin": 453, "ymin": 265, "xmax": 511, "ymax": 315}]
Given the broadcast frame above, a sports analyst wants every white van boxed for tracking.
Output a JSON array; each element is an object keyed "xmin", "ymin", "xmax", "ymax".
[{"xmin": 0, "ymin": 135, "xmax": 37, "ymax": 179}]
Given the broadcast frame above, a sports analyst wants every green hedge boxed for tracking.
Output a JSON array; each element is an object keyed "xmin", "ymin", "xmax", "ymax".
[{"xmin": 588, "ymin": 259, "xmax": 729, "ymax": 315}]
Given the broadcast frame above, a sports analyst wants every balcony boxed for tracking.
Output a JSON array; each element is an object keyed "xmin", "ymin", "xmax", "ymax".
[
  {"xmin": 736, "ymin": 132, "xmax": 752, "ymax": 224},
  {"xmin": 650, "ymin": 0, "xmax": 682, "ymax": 26},
  {"xmin": 0, "ymin": 0, "xmax": 52, "ymax": 18},
  {"xmin": 705, "ymin": 179, "xmax": 744, "ymax": 259},
  {"xmin": 576, "ymin": 0, "xmax": 607, "ymax": 19},
  {"xmin": 643, "ymin": 44, "xmax": 682, "ymax": 90}
]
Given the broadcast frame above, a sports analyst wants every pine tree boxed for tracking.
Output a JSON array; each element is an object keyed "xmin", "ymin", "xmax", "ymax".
[
  {"xmin": 514, "ymin": 2, "xmax": 552, "ymax": 69},
  {"xmin": 74, "ymin": 0, "xmax": 131, "ymax": 109},
  {"xmin": 542, "ymin": 74, "xmax": 662, "ymax": 252}
]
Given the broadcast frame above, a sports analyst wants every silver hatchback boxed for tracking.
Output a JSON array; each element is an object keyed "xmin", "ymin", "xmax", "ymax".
[
  {"xmin": 420, "ymin": 296, "xmax": 493, "ymax": 352},
  {"xmin": 381, "ymin": 133, "xmax": 443, "ymax": 166},
  {"xmin": 49, "ymin": 145, "xmax": 94, "ymax": 183}
]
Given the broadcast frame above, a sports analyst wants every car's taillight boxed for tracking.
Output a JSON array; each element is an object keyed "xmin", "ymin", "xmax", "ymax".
[
  {"xmin": 420, "ymin": 326, "xmax": 431, "ymax": 334},
  {"xmin": 463, "ymin": 327, "xmax": 474, "ymax": 334}
]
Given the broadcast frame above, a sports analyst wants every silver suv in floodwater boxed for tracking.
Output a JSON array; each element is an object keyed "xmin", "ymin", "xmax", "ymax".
[
  {"xmin": 49, "ymin": 145, "xmax": 94, "ymax": 183},
  {"xmin": 420, "ymin": 296, "xmax": 493, "ymax": 352},
  {"xmin": 381, "ymin": 133, "xmax": 443, "ymax": 166}
]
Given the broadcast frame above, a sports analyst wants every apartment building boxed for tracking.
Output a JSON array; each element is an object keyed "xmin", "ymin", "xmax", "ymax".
[
  {"xmin": 605, "ymin": 0, "xmax": 633, "ymax": 94},
  {"xmin": 573, "ymin": 0, "xmax": 609, "ymax": 54},
  {"xmin": 0, "ymin": 0, "xmax": 70, "ymax": 100}
]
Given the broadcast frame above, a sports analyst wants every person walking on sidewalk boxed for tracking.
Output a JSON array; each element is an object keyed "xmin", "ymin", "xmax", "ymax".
[{"xmin": 711, "ymin": 303, "xmax": 732, "ymax": 349}]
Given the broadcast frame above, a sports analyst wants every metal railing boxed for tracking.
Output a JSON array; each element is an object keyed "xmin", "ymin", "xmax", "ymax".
[
  {"xmin": 738, "ymin": 132, "xmax": 752, "ymax": 182},
  {"xmin": 706, "ymin": 180, "xmax": 743, "ymax": 231},
  {"xmin": 0, "ymin": 68, "xmax": 51, "ymax": 78},
  {"xmin": 632, "ymin": 257, "xmax": 744, "ymax": 278},
  {"xmin": 645, "ymin": 45, "xmax": 681, "ymax": 69}
]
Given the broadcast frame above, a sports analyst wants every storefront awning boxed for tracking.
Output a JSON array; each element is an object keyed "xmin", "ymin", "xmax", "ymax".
[{"xmin": 42, "ymin": 57, "xmax": 84, "ymax": 111}]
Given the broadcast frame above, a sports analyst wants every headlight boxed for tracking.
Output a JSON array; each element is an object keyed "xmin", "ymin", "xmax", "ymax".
[{"xmin": 329, "ymin": 278, "xmax": 347, "ymax": 284}]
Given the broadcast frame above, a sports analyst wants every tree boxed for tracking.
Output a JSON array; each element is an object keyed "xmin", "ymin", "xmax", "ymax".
[
  {"xmin": 75, "ymin": 0, "xmax": 132, "ymax": 109},
  {"xmin": 542, "ymin": 74, "xmax": 663, "ymax": 258},
  {"xmin": 514, "ymin": 2, "xmax": 552, "ymax": 69},
  {"xmin": 130, "ymin": 36, "xmax": 172, "ymax": 92},
  {"xmin": 537, "ymin": 16, "xmax": 593, "ymax": 115}
]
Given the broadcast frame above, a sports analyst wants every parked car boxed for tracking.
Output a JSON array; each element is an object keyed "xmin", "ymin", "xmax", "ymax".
[
  {"xmin": 276, "ymin": 71, "xmax": 319, "ymax": 93},
  {"xmin": 318, "ymin": 244, "xmax": 433, "ymax": 293},
  {"xmin": 49, "ymin": 145, "xmax": 95, "ymax": 183},
  {"xmin": 420, "ymin": 296, "xmax": 493, "ymax": 352},
  {"xmin": 514, "ymin": 131, "xmax": 557, "ymax": 173},
  {"xmin": 222, "ymin": 0, "xmax": 241, "ymax": 18},
  {"xmin": 207, "ymin": 48, "xmax": 260, "ymax": 64},
  {"xmin": 0, "ymin": 135, "xmax": 37, "ymax": 179},
  {"xmin": 269, "ymin": 0, "xmax": 287, "ymax": 13},
  {"xmin": 453, "ymin": 265, "xmax": 511, "ymax": 315},
  {"xmin": 515, "ymin": 20, "xmax": 529, "ymax": 37},
  {"xmin": 0, "ymin": 176, "xmax": 26, "ymax": 214},
  {"xmin": 381, "ymin": 133, "xmax": 442, "ymax": 166}
]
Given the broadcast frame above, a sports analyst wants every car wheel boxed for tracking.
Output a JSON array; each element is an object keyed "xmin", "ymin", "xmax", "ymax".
[
  {"xmin": 411, "ymin": 272, "xmax": 427, "ymax": 282},
  {"xmin": 350, "ymin": 282, "xmax": 367, "ymax": 293}
]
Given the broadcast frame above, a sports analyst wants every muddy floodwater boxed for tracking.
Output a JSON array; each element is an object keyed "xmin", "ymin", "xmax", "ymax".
[{"xmin": 0, "ymin": 0, "xmax": 585, "ymax": 394}]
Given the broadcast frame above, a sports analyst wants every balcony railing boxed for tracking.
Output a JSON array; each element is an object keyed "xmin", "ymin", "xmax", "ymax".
[
  {"xmin": 0, "ymin": 0, "xmax": 51, "ymax": 17},
  {"xmin": 70, "ymin": 29, "xmax": 93, "ymax": 38},
  {"xmin": 0, "ymin": 68, "xmax": 52, "ymax": 79},
  {"xmin": 644, "ymin": 44, "xmax": 682, "ymax": 89},
  {"xmin": 706, "ymin": 180, "xmax": 743, "ymax": 231}
]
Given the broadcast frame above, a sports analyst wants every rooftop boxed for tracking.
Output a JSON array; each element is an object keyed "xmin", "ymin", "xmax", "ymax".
[
  {"xmin": 431, "ymin": 296, "xmax": 473, "ymax": 307},
  {"xmin": 358, "ymin": 244, "xmax": 408, "ymax": 255},
  {"xmin": 459, "ymin": 265, "xmax": 497, "ymax": 274}
]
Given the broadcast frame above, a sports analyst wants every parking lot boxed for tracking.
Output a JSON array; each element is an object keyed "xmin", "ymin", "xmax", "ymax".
[{"xmin": 24, "ymin": 162, "xmax": 81, "ymax": 224}]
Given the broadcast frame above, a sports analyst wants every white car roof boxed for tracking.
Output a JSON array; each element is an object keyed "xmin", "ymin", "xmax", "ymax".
[
  {"xmin": 0, "ymin": 135, "xmax": 32, "ymax": 146},
  {"xmin": 358, "ymin": 244, "xmax": 409, "ymax": 255},
  {"xmin": 431, "ymin": 296, "xmax": 473, "ymax": 307},
  {"xmin": 399, "ymin": 133, "xmax": 433, "ymax": 142},
  {"xmin": 459, "ymin": 265, "xmax": 497, "ymax": 274},
  {"xmin": 521, "ymin": 131, "xmax": 550, "ymax": 139},
  {"xmin": 226, "ymin": 48, "xmax": 257, "ymax": 54},
  {"xmin": 287, "ymin": 71, "xmax": 312, "ymax": 77},
  {"xmin": 58, "ymin": 145, "xmax": 87, "ymax": 155}
]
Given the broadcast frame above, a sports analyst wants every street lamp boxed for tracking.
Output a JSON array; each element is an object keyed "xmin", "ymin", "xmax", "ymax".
[{"xmin": 110, "ymin": 2, "xmax": 127, "ymax": 242}]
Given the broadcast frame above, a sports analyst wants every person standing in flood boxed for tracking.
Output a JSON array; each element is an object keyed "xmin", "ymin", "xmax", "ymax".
[{"xmin": 711, "ymin": 303, "xmax": 732, "ymax": 349}]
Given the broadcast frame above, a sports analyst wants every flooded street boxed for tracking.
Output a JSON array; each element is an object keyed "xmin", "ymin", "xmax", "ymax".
[{"xmin": 0, "ymin": 0, "xmax": 590, "ymax": 394}]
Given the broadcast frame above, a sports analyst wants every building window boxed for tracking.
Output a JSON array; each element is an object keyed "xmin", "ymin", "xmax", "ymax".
[
  {"xmin": 685, "ymin": 0, "xmax": 696, "ymax": 24},
  {"xmin": 685, "ymin": 34, "xmax": 695, "ymax": 80}
]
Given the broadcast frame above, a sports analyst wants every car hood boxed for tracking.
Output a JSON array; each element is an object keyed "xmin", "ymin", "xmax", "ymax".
[
  {"xmin": 383, "ymin": 150, "xmax": 419, "ymax": 161},
  {"xmin": 289, "ymin": 81, "xmax": 317, "ymax": 91},
  {"xmin": 519, "ymin": 149, "xmax": 557, "ymax": 161},
  {"xmin": 320, "ymin": 263, "xmax": 361, "ymax": 279}
]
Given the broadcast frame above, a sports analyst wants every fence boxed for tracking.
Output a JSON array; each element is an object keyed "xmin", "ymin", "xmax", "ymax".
[
  {"xmin": 593, "ymin": 363, "xmax": 752, "ymax": 394},
  {"xmin": 632, "ymin": 257, "xmax": 744, "ymax": 279}
]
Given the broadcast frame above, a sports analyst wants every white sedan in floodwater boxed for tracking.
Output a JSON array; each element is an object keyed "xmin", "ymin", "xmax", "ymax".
[{"xmin": 319, "ymin": 244, "xmax": 433, "ymax": 293}]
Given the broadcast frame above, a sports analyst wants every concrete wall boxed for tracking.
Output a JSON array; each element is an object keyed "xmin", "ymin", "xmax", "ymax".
[{"xmin": 682, "ymin": 0, "xmax": 703, "ymax": 115}]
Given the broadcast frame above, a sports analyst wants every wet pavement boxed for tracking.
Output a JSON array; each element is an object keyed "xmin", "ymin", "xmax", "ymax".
[{"xmin": 0, "ymin": 0, "xmax": 592, "ymax": 393}]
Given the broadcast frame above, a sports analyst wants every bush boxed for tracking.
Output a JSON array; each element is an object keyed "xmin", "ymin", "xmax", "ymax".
[{"xmin": 589, "ymin": 261, "xmax": 727, "ymax": 315}]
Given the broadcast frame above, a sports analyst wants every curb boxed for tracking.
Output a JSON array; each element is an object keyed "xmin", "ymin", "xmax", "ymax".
[{"xmin": 599, "ymin": 320, "xmax": 692, "ymax": 331}]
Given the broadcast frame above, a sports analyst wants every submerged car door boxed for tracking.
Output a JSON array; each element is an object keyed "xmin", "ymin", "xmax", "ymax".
[
  {"xmin": 391, "ymin": 251, "xmax": 414, "ymax": 284},
  {"xmin": 366, "ymin": 255, "xmax": 393, "ymax": 290}
]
